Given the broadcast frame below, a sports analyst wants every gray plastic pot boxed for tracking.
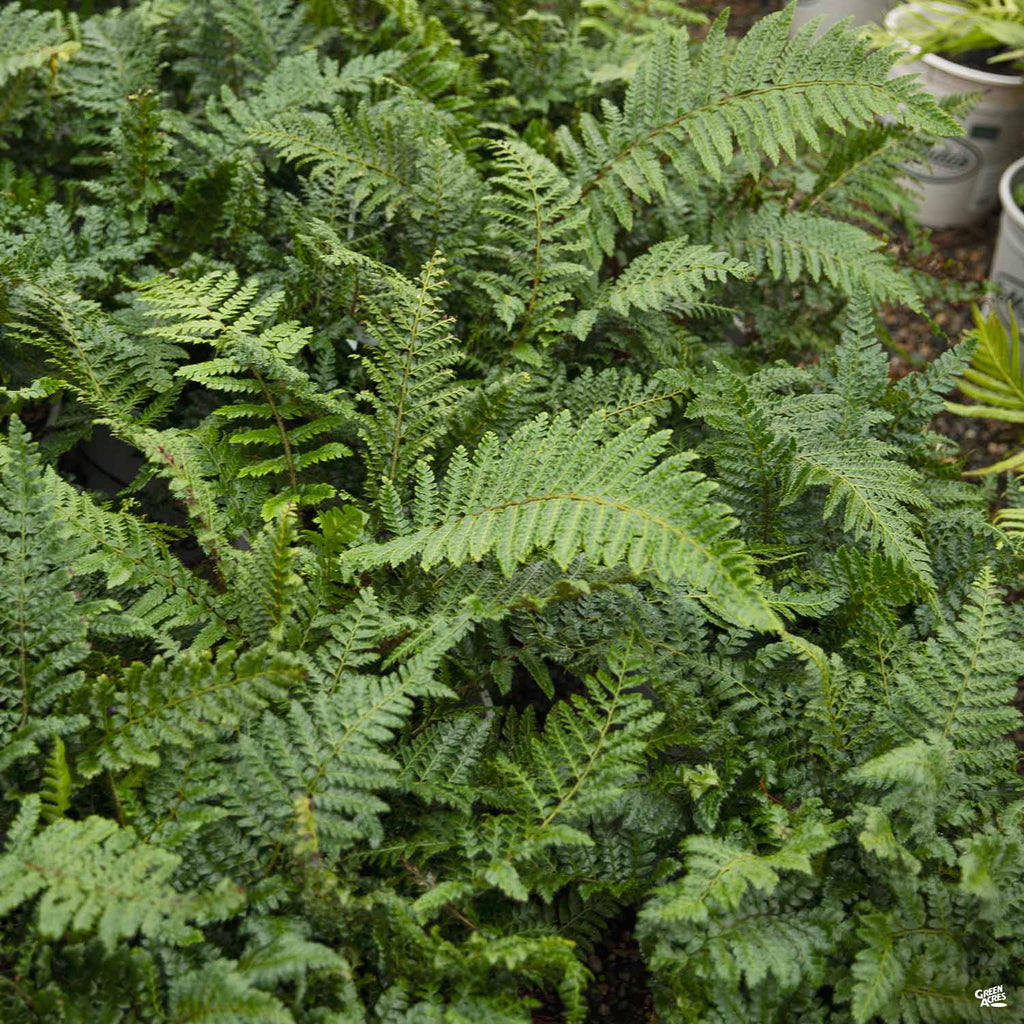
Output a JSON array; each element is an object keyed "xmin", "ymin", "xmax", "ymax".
[
  {"xmin": 885, "ymin": 4, "xmax": 1024, "ymax": 228},
  {"xmin": 990, "ymin": 155, "xmax": 1024, "ymax": 321},
  {"xmin": 790, "ymin": 0, "xmax": 890, "ymax": 35}
]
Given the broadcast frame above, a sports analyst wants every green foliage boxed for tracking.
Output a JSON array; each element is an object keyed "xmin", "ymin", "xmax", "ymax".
[{"xmin": 0, "ymin": 1, "xmax": 1018, "ymax": 1021}]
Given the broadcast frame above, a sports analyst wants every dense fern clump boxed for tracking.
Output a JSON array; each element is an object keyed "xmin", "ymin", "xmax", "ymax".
[{"xmin": 1, "ymin": 1, "xmax": 1020, "ymax": 1021}]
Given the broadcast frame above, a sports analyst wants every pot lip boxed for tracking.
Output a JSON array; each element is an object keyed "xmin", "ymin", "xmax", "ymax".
[
  {"xmin": 1000, "ymin": 154, "xmax": 1024, "ymax": 229},
  {"xmin": 884, "ymin": 3, "xmax": 1024, "ymax": 87}
]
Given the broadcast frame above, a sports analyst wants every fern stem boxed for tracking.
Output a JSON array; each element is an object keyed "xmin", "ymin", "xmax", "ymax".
[{"xmin": 252, "ymin": 369, "xmax": 298, "ymax": 494}]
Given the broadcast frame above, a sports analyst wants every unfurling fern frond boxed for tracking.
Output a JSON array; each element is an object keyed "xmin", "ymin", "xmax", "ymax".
[{"xmin": 342, "ymin": 411, "xmax": 779, "ymax": 630}]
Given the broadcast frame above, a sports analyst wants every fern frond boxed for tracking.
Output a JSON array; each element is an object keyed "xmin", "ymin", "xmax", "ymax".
[
  {"xmin": 0, "ymin": 4, "xmax": 76, "ymax": 92},
  {"xmin": 556, "ymin": 10, "xmax": 959, "ymax": 251},
  {"xmin": 79, "ymin": 646, "xmax": 302, "ymax": 777},
  {"xmin": 0, "ymin": 798, "xmax": 242, "ymax": 951},
  {"xmin": 0, "ymin": 418, "xmax": 89, "ymax": 763},
  {"xmin": 353, "ymin": 251, "xmax": 466, "ymax": 494},
  {"xmin": 721, "ymin": 205, "xmax": 922, "ymax": 309},
  {"xmin": 342, "ymin": 411, "xmax": 780, "ymax": 630},
  {"xmin": 794, "ymin": 439, "xmax": 935, "ymax": 592},
  {"xmin": 604, "ymin": 240, "xmax": 752, "ymax": 315},
  {"xmin": 892, "ymin": 568, "xmax": 1023, "ymax": 769},
  {"xmin": 477, "ymin": 140, "xmax": 592, "ymax": 350}
]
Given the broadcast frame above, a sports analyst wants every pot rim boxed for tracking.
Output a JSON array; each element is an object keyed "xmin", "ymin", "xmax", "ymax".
[
  {"xmin": 1000, "ymin": 154, "xmax": 1024, "ymax": 229},
  {"xmin": 884, "ymin": 3, "xmax": 1024, "ymax": 87}
]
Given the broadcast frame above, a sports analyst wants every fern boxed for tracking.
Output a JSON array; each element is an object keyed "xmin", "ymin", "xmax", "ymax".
[
  {"xmin": 350, "ymin": 250, "xmax": 467, "ymax": 496},
  {"xmin": 603, "ymin": 240, "xmax": 753, "ymax": 315},
  {"xmin": 476, "ymin": 140, "xmax": 592, "ymax": 353},
  {"xmin": 0, "ymin": 419, "xmax": 90, "ymax": 769},
  {"xmin": 0, "ymin": 797, "xmax": 243, "ymax": 951},
  {"xmin": 556, "ymin": 9, "xmax": 960, "ymax": 251},
  {"xmin": 343, "ymin": 411, "xmax": 779, "ymax": 629}
]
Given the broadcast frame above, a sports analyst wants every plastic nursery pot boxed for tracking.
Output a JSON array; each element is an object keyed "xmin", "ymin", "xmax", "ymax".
[
  {"xmin": 885, "ymin": 3, "xmax": 1024, "ymax": 229},
  {"xmin": 790, "ymin": 0, "xmax": 890, "ymax": 37},
  {"xmin": 989, "ymin": 154, "xmax": 1024, "ymax": 320}
]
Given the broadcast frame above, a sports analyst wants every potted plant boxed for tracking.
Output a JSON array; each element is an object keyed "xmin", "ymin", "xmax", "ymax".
[
  {"xmin": 879, "ymin": 1, "xmax": 1024, "ymax": 227},
  {"xmin": 990, "ymin": 153, "xmax": 1024, "ymax": 317}
]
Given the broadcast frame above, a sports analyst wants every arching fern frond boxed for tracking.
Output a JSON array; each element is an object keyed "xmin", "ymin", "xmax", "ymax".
[
  {"xmin": 720, "ymin": 205, "xmax": 922, "ymax": 310},
  {"xmin": 342, "ymin": 411, "xmax": 779, "ymax": 630},
  {"xmin": 556, "ymin": 9, "xmax": 960, "ymax": 252}
]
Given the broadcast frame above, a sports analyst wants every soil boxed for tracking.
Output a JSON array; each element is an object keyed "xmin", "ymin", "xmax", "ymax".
[{"xmin": 943, "ymin": 46, "xmax": 1016, "ymax": 74}]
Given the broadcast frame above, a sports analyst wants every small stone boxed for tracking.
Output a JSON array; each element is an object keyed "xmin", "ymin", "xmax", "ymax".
[{"xmin": 588, "ymin": 955, "xmax": 603, "ymax": 973}]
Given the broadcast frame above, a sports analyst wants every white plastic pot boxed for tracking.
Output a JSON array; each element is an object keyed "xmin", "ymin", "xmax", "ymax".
[
  {"xmin": 791, "ymin": 0, "xmax": 890, "ymax": 36},
  {"xmin": 990, "ymin": 155, "xmax": 1024, "ymax": 320},
  {"xmin": 886, "ymin": 4, "xmax": 1024, "ymax": 229}
]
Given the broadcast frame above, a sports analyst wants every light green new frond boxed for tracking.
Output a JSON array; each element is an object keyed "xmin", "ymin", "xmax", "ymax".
[
  {"xmin": 794, "ymin": 439, "xmax": 935, "ymax": 593},
  {"xmin": 478, "ymin": 140, "xmax": 592, "ymax": 351},
  {"xmin": 342, "ymin": 411, "xmax": 779, "ymax": 630},
  {"xmin": 722, "ymin": 205, "xmax": 921, "ymax": 310},
  {"xmin": 604, "ymin": 240, "xmax": 752, "ymax": 315},
  {"xmin": 80, "ymin": 646, "xmax": 302, "ymax": 777},
  {"xmin": 0, "ymin": 4, "xmax": 76, "ymax": 92},
  {"xmin": 892, "ymin": 569, "xmax": 1023, "ymax": 766},
  {"xmin": 639, "ymin": 821, "xmax": 837, "ymax": 924},
  {"xmin": 224, "ymin": 508, "xmax": 310, "ymax": 643},
  {"xmin": 354, "ymin": 251, "xmax": 466, "ymax": 493},
  {"xmin": 0, "ymin": 418, "xmax": 89, "ymax": 760},
  {"xmin": 0, "ymin": 802, "xmax": 243, "ymax": 952},
  {"xmin": 40, "ymin": 737, "xmax": 72, "ymax": 824}
]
